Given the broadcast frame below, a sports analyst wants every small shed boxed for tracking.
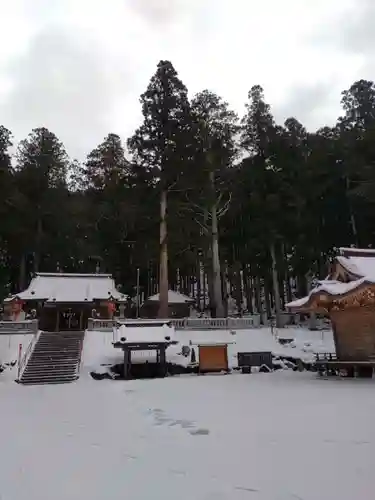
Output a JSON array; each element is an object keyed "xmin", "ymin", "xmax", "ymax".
[
  {"xmin": 183, "ymin": 330, "xmax": 235, "ymax": 374},
  {"xmin": 198, "ymin": 344, "xmax": 229, "ymax": 373},
  {"xmin": 140, "ymin": 290, "xmax": 195, "ymax": 318},
  {"xmin": 113, "ymin": 323, "xmax": 177, "ymax": 379}
]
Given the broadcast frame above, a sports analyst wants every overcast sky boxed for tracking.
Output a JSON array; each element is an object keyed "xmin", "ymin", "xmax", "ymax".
[{"xmin": 0, "ymin": 0, "xmax": 372, "ymax": 159}]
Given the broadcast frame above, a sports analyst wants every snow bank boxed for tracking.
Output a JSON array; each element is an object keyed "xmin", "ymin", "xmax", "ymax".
[
  {"xmin": 83, "ymin": 326, "xmax": 335, "ymax": 372},
  {"xmin": 0, "ymin": 333, "xmax": 34, "ymax": 381}
]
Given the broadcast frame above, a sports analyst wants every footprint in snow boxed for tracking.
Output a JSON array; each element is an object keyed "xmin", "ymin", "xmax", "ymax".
[{"xmin": 189, "ymin": 428, "xmax": 210, "ymax": 436}]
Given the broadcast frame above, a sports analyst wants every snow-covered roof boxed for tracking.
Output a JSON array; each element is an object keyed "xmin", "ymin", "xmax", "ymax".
[
  {"xmin": 286, "ymin": 278, "xmax": 367, "ymax": 310},
  {"xmin": 287, "ymin": 248, "xmax": 375, "ymax": 311},
  {"xmin": 145, "ymin": 290, "xmax": 194, "ymax": 304},
  {"xmin": 336, "ymin": 255, "xmax": 375, "ymax": 279},
  {"xmin": 9, "ymin": 273, "xmax": 127, "ymax": 303},
  {"xmin": 116, "ymin": 324, "xmax": 176, "ymax": 344},
  {"xmin": 181, "ymin": 329, "xmax": 236, "ymax": 346}
]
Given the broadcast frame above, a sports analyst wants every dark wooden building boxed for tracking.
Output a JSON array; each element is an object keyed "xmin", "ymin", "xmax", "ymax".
[
  {"xmin": 140, "ymin": 290, "xmax": 194, "ymax": 318},
  {"xmin": 3, "ymin": 273, "xmax": 127, "ymax": 332}
]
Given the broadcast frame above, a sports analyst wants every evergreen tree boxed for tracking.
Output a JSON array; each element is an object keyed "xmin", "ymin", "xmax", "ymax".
[
  {"xmin": 15, "ymin": 127, "xmax": 69, "ymax": 275},
  {"xmin": 190, "ymin": 90, "xmax": 238, "ymax": 316},
  {"xmin": 128, "ymin": 60, "xmax": 192, "ymax": 316},
  {"xmin": 0, "ymin": 125, "xmax": 14, "ymax": 297}
]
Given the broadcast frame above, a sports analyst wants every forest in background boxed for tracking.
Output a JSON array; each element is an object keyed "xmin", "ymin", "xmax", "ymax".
[{"xmin": 1, "ymin": 60, "xmax": 375, "ymax": 321}]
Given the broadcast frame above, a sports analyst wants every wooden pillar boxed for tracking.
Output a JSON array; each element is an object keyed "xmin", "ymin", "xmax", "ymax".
[
  {"xmin": 79, "ymin": 310, "xmax": 83, "ymax": 331},
  {"xmin": 123, "ymin": 348, "xmax": 132, "ymax": 379},
  {"xmin": 159, "ymin": 345, "xmax": 167, "ymax": 377}
]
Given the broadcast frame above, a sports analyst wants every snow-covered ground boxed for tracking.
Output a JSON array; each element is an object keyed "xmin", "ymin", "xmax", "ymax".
[
  {"xmin": 82, "ymin": 326, "xmax": 336, "ymax": 373},
  {"xmin": 0, "ymin": 372, "xmax": 374, "ymax": 500}
]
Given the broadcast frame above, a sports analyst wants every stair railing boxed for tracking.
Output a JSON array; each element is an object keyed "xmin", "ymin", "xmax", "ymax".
[
  {"xmin": 77, "ymin": 336, "xmax": 85, "ymax": 375},
  {"xmin": 17, "ymin": 330, "xmax": 41, "ymax": 381}
]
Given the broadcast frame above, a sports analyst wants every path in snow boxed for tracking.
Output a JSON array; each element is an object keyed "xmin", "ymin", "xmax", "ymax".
[{"xmin": 0, "ymin": 372, "xmax": 373, "ymax": 500}]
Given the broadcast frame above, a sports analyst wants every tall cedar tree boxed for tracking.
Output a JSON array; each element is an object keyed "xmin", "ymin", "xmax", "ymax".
[
  {"xmin": 190, "ymin": 90, "xmax": 238, "ymax": 316},
  {"xmin": 240, "ymin": 85, "xmax": 284, "ymax": 325},
  {"xmin": 127, "ymin": 60, "xmax": 192, "ymax": 316}
]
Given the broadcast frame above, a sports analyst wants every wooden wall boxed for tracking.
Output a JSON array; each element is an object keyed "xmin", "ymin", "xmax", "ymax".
[{"xmin": 331, "ymin": 306, "xmax": 375, "ymax": 360}]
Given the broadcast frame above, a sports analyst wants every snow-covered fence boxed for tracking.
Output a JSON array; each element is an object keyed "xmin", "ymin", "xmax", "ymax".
[
  {"xmin": 0, "ymin": 320, "xmax": 38, "ymax": 335},
  {"xmin": 172, "ymin": 316, "xmax": 261, "ymax": 329},
  {"xmin": 87, "ymin": 316, "xmax": 261, "ymax": 332}
]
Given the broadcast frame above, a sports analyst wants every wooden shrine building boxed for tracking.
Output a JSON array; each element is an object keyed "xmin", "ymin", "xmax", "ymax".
[
  {"xmin": 287, "ymin": 247, "xmax": 375, "ymax": 364},
  {"xmin": 3, "ymin": 273, "xmax": 127, "ymax": 332},
  {"xmin": 140, "ymin": 290, "xmax": 195, "ymax": 318}
]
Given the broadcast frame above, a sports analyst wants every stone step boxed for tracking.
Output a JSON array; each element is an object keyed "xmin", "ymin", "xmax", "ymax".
[
  {"xmin": 25, "ymin": 360, "xmax": 79, "ymax": 366},
  {"xmin": 21, "ymin": 370, "xmax": 77, "ymax": 378},
  {"xmin": 24, "ymin": 368, "xmax": 77, "ymax": 374},
  {"xmin": 36, "ymin": 341, "xmax": 81, "ymax": 345},
  {"xmin": 35, "ymin": 349, "xmax": 81, "ymax": 352},
  {"xmin": 24, "ymin": 365, "xmax": 77, "ymax": 373},
  {"xmin": 39, "ymin": 333, "xmax": 83, "ymax": 339},
  {"xmin": 30, "ymin": 353, "xmax": 80, "ymax": 358},
  {"xmin": 20, "ymin": 379, "xmax": 78, "ymax": 386},
  {"xmin": 22, "ymin": 373, "xmax": 77, "ymax": 380},
  {"xmin": 36, "ymin": 343, "xmax": 81, "ymax": 347},
  {"xmin": 34, "ymin": 348, "xmax": 79, "ymax": 354},
  {"xmin": 29, "ymin": 360, "xmax": 79, "ymax": 364},
  {"xmin": 20, "ymin": 376, "xmax": 78, "ymax": 385}
]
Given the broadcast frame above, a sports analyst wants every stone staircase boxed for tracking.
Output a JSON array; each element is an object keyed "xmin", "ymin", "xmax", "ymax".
[{"xmin": 19, "ymin": 331, "xmax": 85, "ymax": 385}]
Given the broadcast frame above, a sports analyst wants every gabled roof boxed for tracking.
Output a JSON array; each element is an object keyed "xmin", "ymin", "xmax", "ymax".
[
  {"xmin": 7, "ymin": 273, "xmax": 127, "ymax": 303},
  {"xmin": 287, "ymin": 247, "xmax": 375, "ymax": 312},
  {"xmin": 336, "ymin": 255, "xmax": 375, "ymax": 280},
  {"xmin": 145, "ymin": 290, "xmax": 194, "ymax": 304}
]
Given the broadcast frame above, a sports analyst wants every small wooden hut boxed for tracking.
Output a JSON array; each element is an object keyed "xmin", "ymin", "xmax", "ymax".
[
  {"xmin": 198, "ymin": 344, "xmax": 230, "ymax": 373},
  {"xmin": 140, "ymin": 290, "xmax": 194, "ymax": 318},
  {"xmin": 184, "ymin": 330, "xmax": 235, "ymax": 374},
  {"xmin": 287, "ymin": 247, "xmax": 375, "ymax": 363},
  {"xmin": 3, "ymin": 273, "xmax": 127, "ymax": 332}
]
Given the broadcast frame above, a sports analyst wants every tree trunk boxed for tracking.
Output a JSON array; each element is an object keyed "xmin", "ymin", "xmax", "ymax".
[
  {"xmin": 254, "ymin": 275, "xmax": 263, "ymax": 321},
  {"xmin": 210, "ymin": 171, "xmax": 224, "ymax": 318},
  {"xmin": 306, "ymin": 274, "xmax": 318, "ymax": 330},
  {"xmin": 158, "ymin": 189, "xmax": 169, "ymax": 318},
  {"xmin": 34, "ymin": 215, "xmax": 43, "ymax": 273},
  {"xmin": 206, "ymin": 258, "xmax": 216, "ymax": 317},
  {"xmin": 196, "ymin": 262, "xmax": 202, "ymax": 312},
  {"xmin": 270, "ymin": 241, "xmax": 282, "ymax": 328},
  {"xmin": 243, "ymin": 265, "xmax": 254, "ymax": 314},
  {"xmin": 19, "ymin": 254, "xmax": 26, "ymax": 291}
]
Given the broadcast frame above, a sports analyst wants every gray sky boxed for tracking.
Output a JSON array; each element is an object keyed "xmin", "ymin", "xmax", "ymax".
[{"xmin": 0, "ymin": 0, "xmax": 371, "ymax": 159}]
